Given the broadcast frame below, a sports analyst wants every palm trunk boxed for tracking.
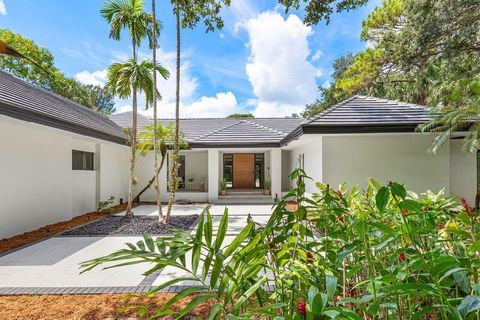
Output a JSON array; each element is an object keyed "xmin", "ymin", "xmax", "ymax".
[
  {"xmin": 165, "ymin": 0, "xmax": 181, "ymax": 224},
  {"xmin": 126, "ymin": 34, "xmax": 138, "ymax": 218},
  {"xmin": 151, "ymin": 0, "xmax": 163, "ymax": 223}
]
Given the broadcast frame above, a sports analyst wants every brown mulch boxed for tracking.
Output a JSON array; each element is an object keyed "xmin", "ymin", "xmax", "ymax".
[
  {"xmin": 0, "ymin": 203, "xmax": 142, "ymax": 254},
  {"xmin": 0, "ymin": 293, "xmax": 214, "ymax": 320}
]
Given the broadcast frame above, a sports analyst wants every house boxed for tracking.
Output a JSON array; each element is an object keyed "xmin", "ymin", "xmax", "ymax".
[{"xmin": 0, "ymin": 70, "xmax": 476, "ymax": 238}]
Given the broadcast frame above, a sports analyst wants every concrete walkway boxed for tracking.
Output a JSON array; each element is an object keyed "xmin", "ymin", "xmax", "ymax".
[{"xmin": 0, "ymin": 204, "xmax": 272, "ymax": 294}]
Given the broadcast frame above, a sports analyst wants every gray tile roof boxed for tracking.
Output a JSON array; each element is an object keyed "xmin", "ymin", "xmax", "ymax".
[
  {"xmin": 111, "ymin": 115, "xmax": 304, "ymax": 147},
  {"xmin": 306, "ymin": 95, "xmax": 433, "ymax": 126},
  {"xmin": 0, "ymin": 70, "xmax": 126, "ymax": 144}
]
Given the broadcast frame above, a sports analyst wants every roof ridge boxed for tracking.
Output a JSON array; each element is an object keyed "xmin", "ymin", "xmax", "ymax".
[
  {"xmin": 305, "ymin": 95, "xmax": 359, "ymax": 124},
  {"xmin": 244, "ymin": 119, "xmax": 286, "ymax": 136},
  {"xmin": 191, "ymin": 120, "xmax": 244, "ymax": 141}
]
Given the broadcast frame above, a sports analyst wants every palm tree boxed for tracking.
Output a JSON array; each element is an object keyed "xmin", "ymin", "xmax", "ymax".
[
  {"xmin": 101, "ymin": 0, "xmax": 160, "ymax": 217},
  {"xmin": 105, "ymin": 58, "xmax": 169, "ymax": 217},
  {"xmin": 135, "ymin": 122, "xmax": 187, "ymax": 203},
  {"xmin": 151, "ymin": 0, "xmax": 163, "ymax": 223}
]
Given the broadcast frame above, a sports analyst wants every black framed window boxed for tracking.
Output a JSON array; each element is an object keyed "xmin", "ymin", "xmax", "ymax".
[
  {"xmin": 254, "ymin": 153, "xmax": 264, "ymax": 189},
  {"xmin": 223, "ymin": 153, "xmax": 233, "ymax": 189},
  {"xmin": 72, "ymin": 150, "xmax": 94, "ymax": 170}
]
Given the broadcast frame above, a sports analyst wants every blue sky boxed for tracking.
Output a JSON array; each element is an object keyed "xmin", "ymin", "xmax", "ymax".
[{"xmin": 0, "ymin": 0, "xmax": 381, "ymax": 117}]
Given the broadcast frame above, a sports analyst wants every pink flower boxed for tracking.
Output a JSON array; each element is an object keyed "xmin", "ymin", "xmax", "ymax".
[{"xmin": 297, "ymin": 300, "xmax": 306, "ymax": 318}]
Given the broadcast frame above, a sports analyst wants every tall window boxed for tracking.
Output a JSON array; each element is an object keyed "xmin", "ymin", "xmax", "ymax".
[
  {"xmin": 223, "ymin": 154, "xmax": 233, "ymax": 189},
  {"xmin": 254, "ymin": 153, "xmax": 264, "ymax": 189},
  {"xmin": 72, "ymin": 150, "xmax": 94, "ymax": 171}
]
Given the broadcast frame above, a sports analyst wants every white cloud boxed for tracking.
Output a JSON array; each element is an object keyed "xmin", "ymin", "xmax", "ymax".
[
  {"xmin": 111, "ymin": 48, "xmax": 240, "ymax": 118},
  {"xmin": 242, "ymin": 11, "xmax": 320, "ymax": 117},
  {"xmin": 74, "ymin": 69, "xmax": 107, "ymax": 86},
  {"xmin": 119, "ymin": 92, "xmax": 238, "ymax": 118},
  {"xmin": 0, "ymin": 1, "xmax": 7, "ymax": 15},
  {"xmin": 311, "ymin": 50, "xmax": 323, "ymax": 62}
]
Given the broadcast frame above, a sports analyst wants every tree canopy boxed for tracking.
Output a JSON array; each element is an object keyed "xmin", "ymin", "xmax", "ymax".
[
  {"xmin": 303, "ymin": 0, "xmax": 480, "ymax": 152},
  {"xmin": 227, "ymin": 113, "xmax": 254, "ymax": 118},
  {"xmin": 0, "ymin": 28, "xmax": 117, "ymax": 114}
]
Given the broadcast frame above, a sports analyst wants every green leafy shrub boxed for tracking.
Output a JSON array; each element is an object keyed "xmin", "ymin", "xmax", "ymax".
[
  {"xmin": 82, "ymin": 170, "xmax": 480, "ymax": 319},
  {"xmin": 97, "ymin": 196, "xmax": 115, "ymax": 213}
]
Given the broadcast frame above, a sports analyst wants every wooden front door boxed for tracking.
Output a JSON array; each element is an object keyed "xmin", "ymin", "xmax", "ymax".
[{"xmin": 233, "ymin": 153, "xmax": 255, "ymax": 189}]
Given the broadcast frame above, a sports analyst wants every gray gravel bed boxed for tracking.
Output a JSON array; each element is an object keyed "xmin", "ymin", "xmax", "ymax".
[{"xmin": 60, "ymin": 215, "xmax": 198, "ymax": 236}]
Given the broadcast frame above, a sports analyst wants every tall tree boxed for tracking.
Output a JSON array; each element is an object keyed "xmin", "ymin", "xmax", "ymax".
[
  {"xmin": 0, "ymin": 29, "xmax": 117, "ymax": 114},
  {"xmin": 151, "ymin": 0, "xmax": 163, "ymax": 223},
  {"xmin": 303, "ymin": 53, "xmax": 355, "ymax": 118},
  {"xmin": 101, "ymin": 0, "xmax": 160, "ymax": 218},
  {"xmin": 165, "ymin": 0, "xmax": 231, "ymax": 224}
]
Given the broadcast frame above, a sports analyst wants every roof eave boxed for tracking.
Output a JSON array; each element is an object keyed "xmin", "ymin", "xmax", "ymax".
[{"xmin": 0, "ymin": 102, "xmax": 128, "ymax": 145}]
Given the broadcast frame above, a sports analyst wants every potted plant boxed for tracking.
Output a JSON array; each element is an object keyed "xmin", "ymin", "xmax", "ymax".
[
  {"xmin": 263, "ymin": 180, "xmax": 271, "ymax": 195},
  {"xmin": 220, "ymin": 178, "xmax": 227, "ymax": 195}
]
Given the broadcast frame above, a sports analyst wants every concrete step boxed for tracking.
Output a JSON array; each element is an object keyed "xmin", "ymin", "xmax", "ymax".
[
  {"xmin": 214, "ymin": 193, "xmax": 274, "ymax": 204},
  {"xmin": 213, "ymin": 199, "xmax": 274, "ymax": 205}
]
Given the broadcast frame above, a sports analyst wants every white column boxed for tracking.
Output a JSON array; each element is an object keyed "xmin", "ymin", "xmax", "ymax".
[
  {"xmin": 270, "ymin": 148, "xmax": 282, "ymax": 199},
  {"xmin": 208, "ymin": 149, "xmax": 219, "ymax": 202}
]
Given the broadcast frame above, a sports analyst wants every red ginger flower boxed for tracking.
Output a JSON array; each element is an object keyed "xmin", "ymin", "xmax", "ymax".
[
  {"xmin": 399, "ymin": 252, "xmax": 406, "ymax": 262},
  {"xmin": 460, "ymin": 197, "xmax": 472, "ymax": 217},
  {"xmin": 338, "ymin": 216, "xmax": 344, "ymax": 223},
  {"xmin": 338, "ymin": 190, "xmax": 343, "ymax": 199},
  {"xmin": 306, "ymin": 251, "xmax": 313, "ymax": 263},
  {"xmin": 297, "ymin": 299, "xmax": 306, "ymax": 318}
]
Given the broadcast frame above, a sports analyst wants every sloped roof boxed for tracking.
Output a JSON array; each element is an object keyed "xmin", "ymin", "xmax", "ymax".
[
  {"xmin": 0, "ymin": 70, "xmax": 126, "ymax": 144},
  {"xmin": 111, "ymin": 115, "xmax": 304, "ymax": 147},
  {"xmin": 306, "ymin": 95, "xmax": 432, "ymax": 126},
  {"xmin": 281, "ymin": 95, "xmax": 434, "ymax": 145}
]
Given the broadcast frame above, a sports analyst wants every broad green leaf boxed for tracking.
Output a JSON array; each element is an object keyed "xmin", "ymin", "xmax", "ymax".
[
  {"xmin": 215, "ymin": 208, "xmax": 229, "ymax": 252},
  {"xmin": 191, "ymin": 213, "xmax": 204, "ymax": 275},
  {"xmin": 390, "ymin": 182, "xmax": 406, "ymax": 199},
  {"xmin": 399, "ymin": 199, "xmax": 422, "ymax": 212},
  {"xmin": 174, "ymin": 294, "xmax": 214, "ymax": 320},
  {"xmin": 458, "ymin": 296, "xmax": 480, "ymax": 319},
  {"xmin": 326, "ymin": 275, "xmax": 338, "ymax": 300},
  {"xmin": 204, "ymin": 208, "xmax": 213, "ymax": 248},
  {"xmin": 439, "ymin": 267, "xmax": 467, "ymax": 283},
  {"xmin": 224, "ymin": 222, "xmax": 253, "ymax": 257},
  {"xmin": 142, "ymin": 233, "xmax": 155, "ymax": 252},
  {"xmin": 210, "ymin": 250, "xmax": 224, "ymax": 289},
  {"xmin": 376, "ymin": 186, "xmax": 390, "ymax": 212},
  {"xmin": 208, "ymin": 303, "xmax": 222, "ymax": 320},
  {"xmin": 233, "ymin": 275, "xmax": 267, "ymax": 312}
]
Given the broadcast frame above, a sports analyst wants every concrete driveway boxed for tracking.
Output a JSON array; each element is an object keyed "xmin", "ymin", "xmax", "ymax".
[{"xmin": 0, "ymin": 204, "xmax": 272, "ymax": 294}]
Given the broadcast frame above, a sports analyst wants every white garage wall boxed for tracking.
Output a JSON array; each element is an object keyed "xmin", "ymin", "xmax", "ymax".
[
  {"xmin": 322, "ymin": 134, "xmax": 450, "ymax": 195},
  {"xmin": 450, "ymin": 140, "xmax": 476, "ymax": 203}
]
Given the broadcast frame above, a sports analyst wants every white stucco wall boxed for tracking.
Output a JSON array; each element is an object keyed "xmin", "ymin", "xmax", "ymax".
[
  {"xmin": 96, "ymin": 143, "xmax": 129, "ymax": 204},
  {"xmin": 0, "ymin": 115, "xmax": 130, "ymax": 239},
  {"xmin": 449, "ymin": 139, "xmax": 476, "ymax": 203},
  {"xmin": 321, "ymin": 134, "xmax": 450, "ymax": 194},
  {"xmin": 286, "ymin": 135, "xmax": 323, "ymax": 193},
  {"xmin": 281, "ymin": 150, "xmax": 291, "ymax": 191},
  {"xmin": 135, "ymin": 150, "xmax": 208, "ymax": 202}
]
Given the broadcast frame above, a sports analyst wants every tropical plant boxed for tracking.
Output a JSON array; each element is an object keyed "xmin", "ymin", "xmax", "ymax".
[
  {"xmin": 134, "ymin": 122, "xmax": 187, "ymax": 221},
  {"xmin": 106, "ymin": 59, "xmax": 169, "ymax": 219},
  {"xmin": 219, "ymin": 178, "xmax": 227, "ymax": 191},
  {"xmin": 165, "ymin": 0, "xmax": 231, "ymax": 225},
  {"xmin": 101, "ymin": 0, "xmax": 163, "ymax": 218},
  {"xmin": 97, "ymin": 196, "xmax": 115, "ymax": 213},
  {"xmin": 82, "ymin": 168, "xmax": 480, "ymax": 319}
]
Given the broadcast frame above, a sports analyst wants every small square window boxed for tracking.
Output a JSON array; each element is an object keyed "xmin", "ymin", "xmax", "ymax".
[{"xmin": 72, "ymin": 150, "xmax": 94, "ymax": 170}]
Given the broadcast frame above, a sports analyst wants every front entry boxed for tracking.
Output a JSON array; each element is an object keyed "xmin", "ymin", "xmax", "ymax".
[{"xmin": 233, "ymin": 153, "xmax": 255, "ymax": 189}]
